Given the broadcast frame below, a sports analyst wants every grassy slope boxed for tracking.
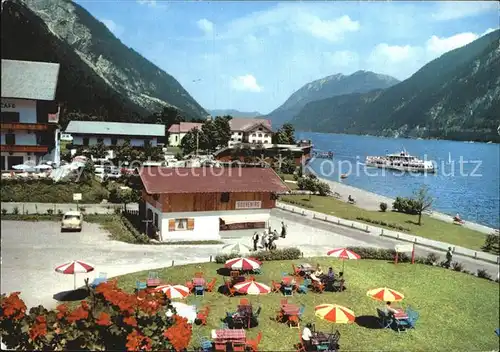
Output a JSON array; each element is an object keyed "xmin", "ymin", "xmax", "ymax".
[
  {"xmin": 110, "ymin": 259, "xmax": 499, "ymax": 351},
  {"xmin": 280, "ymin": 195, "xmax": 488, "ymax": 251}
]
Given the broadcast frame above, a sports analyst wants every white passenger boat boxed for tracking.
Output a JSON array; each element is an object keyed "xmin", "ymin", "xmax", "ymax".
[{"xmin": 365, "ymin": 149, "xmax": 436, "ymax": 173}]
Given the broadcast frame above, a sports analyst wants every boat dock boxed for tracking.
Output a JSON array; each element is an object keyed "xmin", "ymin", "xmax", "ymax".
[{"xmin": 312, "ymin": 150, "xmax": 334, "ymax": 159}]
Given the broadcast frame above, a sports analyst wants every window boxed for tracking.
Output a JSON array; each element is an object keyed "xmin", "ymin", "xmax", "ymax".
[
  {"xmin": 154, "ymin": 213, "xmax": 159, "ymax": 228},
  {"xmin": 97, "ymin": 137, "xmax": 104, "ymax": 144},
  {"xmin": 1, "ymin": 112, "xmax": 20, "ymax": 123},
  {"xmin": 5, "ymin": 134, "xmax": 15, "ymax": 145},
  {"xmin": 175, "ymin": 135, "xmax": 178, "ymax": 142},
  {"xmin": 258, "ymin": 127, "xmax": 262, "ymax": 131},
  {"xmin": 258, "ymin": 134, "xmax": 262, "ymax": 137},
  {"xmin": 168, "ymin": 218, "xmax": 195, "ymax": 231},
  {"xmin": 220, "ymin": 192, "xmax": 230, "ymax": 202},
  {"xmin": 111, "ymin": 138, "xmax": 118, "ymax": 146},
  {"xmin": 83, "ymin": 137, "xmax": 89, "ymax": 146}
]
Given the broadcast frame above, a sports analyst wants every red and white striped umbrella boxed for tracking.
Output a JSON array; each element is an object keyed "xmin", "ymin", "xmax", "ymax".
[
  {"xmin": 55, "ymin": 260, "xmax": 94, "ymax": 289},
  {"xmin": 224, "ymin": 257, "xmax": 261, "ymax": 271},
  {"xmin": 326, "ymin": 248, "xmax": 361, "ymax": 272},
  {"xmin": 154, "ymin": 285, "xmax": 190, "ymax": 299},
  {"xmin": 233, "ymin": 280, "xmax": 271, "ymax": 295}
]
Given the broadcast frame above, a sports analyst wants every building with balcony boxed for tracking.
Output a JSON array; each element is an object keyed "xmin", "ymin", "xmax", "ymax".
[
  {"xmin": 228, "ymin": 118, "xmax": 273, "ymax": 147},
  {"xmin": 64, "ymin": 121, "xmax": 165, "ymax": 148},
  {"xmin": 167, "ymin": 122, "xmax": 203, "ymax": 147},
  {"xmin": 1, "ymin": 59, "xmax": 61, "ymax": 170},
  {"xmin": 139, "ymin": 167, "xmax": 289, "ymax": 242}
]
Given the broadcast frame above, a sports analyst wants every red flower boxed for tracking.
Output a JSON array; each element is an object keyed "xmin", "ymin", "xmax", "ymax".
[
  {"xmin": 1, "ymin": 292, "xmax": 27, "ymax": 320},
  {"xmin": 123, "ymin": 316, "xmax": 137, "ymax": 327},
  {"xmin": 29, "ymin": 321, "xmax": 47, "ymax": 340},
  {"xmin": 95, "ymin": 312, "xmax": 112, "ymax": 326},
  {"xmin": 35, "ymin": 315, "xmax": 46, "ymax": 324},
  {"xmin": 67, "ymin": 306, "xmax": 89, "ymax": 323},
  {"xmin": 56, "ymin": 304, "xmax": 69, "ymax": 319},
  {"xmin": 163, "ymin": 315, "xmax": 192, "ymax": 351},
  {"xmin": 126, "ymin": 330, "xmax": 152, "ymax": 351}
]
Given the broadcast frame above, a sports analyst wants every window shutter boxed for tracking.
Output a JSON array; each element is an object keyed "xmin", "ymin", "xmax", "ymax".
[
  {"xmin": 168, "ymin": 219, "xmax": 175, "ymax": 231},
  {"xmin": 187, "ymin": 218, "xmax": 195, "ymax": 230}
]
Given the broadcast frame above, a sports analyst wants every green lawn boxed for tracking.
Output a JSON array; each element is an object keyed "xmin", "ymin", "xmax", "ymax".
[
  {"xmin": 281, "ymin": 173, "xmax": 299, "ymax": 190},
  {"xmin": 107, "ymin": 259, "xmax": 499, "ymax": 351},
  {"xmin": 280, "ymin": 195, "xmax": 488, "ymax": 251}
]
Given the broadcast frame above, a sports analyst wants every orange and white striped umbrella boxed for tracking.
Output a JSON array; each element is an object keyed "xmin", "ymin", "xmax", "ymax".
[
  {"xmin": 315, "ymin": 304, "xmax": 355, "ymax": 324},
  {"xmin": 154, "ymin": 285, "xmax": 190, "ymax": 299},
  {"xmin": 233, "ymin": 280, "xmax": 270, "ymax": 295},
  {"xmin": 366, "ymin": 287, "xmax": 404, "ymax": 302}
]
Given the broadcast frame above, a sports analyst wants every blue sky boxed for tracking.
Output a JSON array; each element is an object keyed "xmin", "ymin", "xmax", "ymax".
[{"xmin": 75, "ymin": 1, "xmax": 499, "ymax": 114}]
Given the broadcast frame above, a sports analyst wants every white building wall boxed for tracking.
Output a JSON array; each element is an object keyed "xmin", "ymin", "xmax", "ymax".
[
  {"xmin": 0, "ymin": 132, "xmax": 37, "ymax": 145},
  {"xmin": 71, "ymin": 135, "xmax": 158, "ymax": 147},
  {"xmin": 1, "ymin": 98, "xmax": 37, "ymax": 123},
  {"xmin": 169, "ymin": 132, "xmax": 188, "ymax": 147},
  {"xmin": 160, "ymin": 209, "xmax": 271, "ymax": 242}
]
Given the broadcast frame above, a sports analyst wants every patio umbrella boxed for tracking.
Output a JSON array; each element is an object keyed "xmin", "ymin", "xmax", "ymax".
[
  {"xmin": 315, "ymin": 304, "xmax": 356, "ymax": 324},
  {"xmin": 366, "ymin": 287, "xmax": 404, "ymax": 302},
  {"xmin": 168, "ymin": 302, "xmax": 197, "ymax": 323},
  {"xmin": 327, "ymin": 248, "xmax": 361, "ymax": 272},
  {"xmin": 154, "ymin": 285, "xmax": 190, "ymax": 299},
  {"xmin": 220, "ymin": 242, "xmax": 252, "ymax": 255},
  {"xmin": 233, "ymin": 280, "xmax": 271, "ymax": 295},
  {"xmin": 55, "ymin": 260, "xmax": 95, "ymax": 289},
  {"xmin": 34, "ymin": 164, "xmax": 53, "ymax": 170},
  {"xmin": 12, "ymin": 164, "xmax": 35, "ymax": 172},
  {"xmin": 224, "ymin": 257, "xmax": 261, "ymax": 271}
]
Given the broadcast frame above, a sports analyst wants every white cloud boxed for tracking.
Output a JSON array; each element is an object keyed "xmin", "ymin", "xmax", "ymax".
[
  {"xmin": 196, "ymin": 18, "xmax": 214, "ymax": 35},
  {"xmin": 137, "ymin": 0, "xmax": 156, "ymax": 7},
  {"xmin": 100, "ymin": 19, "xmax": 124, "ymax": 37},
  {"xmin": 425, "ymin": 32, "xmax": 480, "ymax": 57},
  {"xmin": 217, "ymin": 3, "xmax": 360, "ymax": 42},
  {"xmin": 431, "ymin": 1, "xmax": 499, "ymax": 21},
  {"xmin": 367, "ymin": 43, "xmax": 417, "ymax": 65},
  {"xmin": 230, "ymin": 74, "xmax": 263, "ymax": 92},
  {"xmin": 326, "ymin": 50, "xmax": 359, "ymax": 67}
]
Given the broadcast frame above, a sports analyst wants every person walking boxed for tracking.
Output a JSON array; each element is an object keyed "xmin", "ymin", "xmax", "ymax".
[
  {"xmin": 252, "ymin": 232, "xmax": 259, "ymax": 251},
  {"xmin": 280, "ymin": 221, "xmax": 287, "ymax": 238},
  {"xmin": 445, "ymin": 247, "xmax": 453, "ymax": 268}
]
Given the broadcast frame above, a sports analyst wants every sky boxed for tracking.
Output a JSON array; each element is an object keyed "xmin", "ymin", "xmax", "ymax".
[{"xmin": 75, "ymin": 1, "xmax": 499, "ymax": 115}]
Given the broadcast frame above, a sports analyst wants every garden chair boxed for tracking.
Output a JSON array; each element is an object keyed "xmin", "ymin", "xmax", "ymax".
[
  {"xmin": 313, "ymin": 281, "xmax": 325, "ymax": 293},
  {"xmin": 496, "ymin": 328, "xmax": 500, "ymax": 337},
  {"xmin": 328, "ymin": 331, "xmax": 340, "ymax": 351},
  {"xmin": 194, "ymin": 271, "xmax": 204, "ymax": 278},
  {"xmin": 246, "ymin": 331, "xmax": 263, "ymax": 352},
  {"xmin": 253, "ymin": 306, "xmax": 262, "ymax": 319},
  {"xmin": 230, "ymin": 270, "xmax": 240, "ymax": 278},
  {"xmin": 298, "ymin": 279, "xmax": 311, "ymax": 294},
  {"xmin": 186, "ymin": 281, "xmax": 195, "ymax": 292},
  {"xmin": 282, "ymin": 271, "xmax": 289, "ymax": 278},
  {"xmin": 195, "ymin": 286, "xmax": 205, "ymax": 296},
  {"xmin": 206, "ymin": 278, "xmax": 217, "ymax": 292},
  {"xmin": 197, "ymin": 306, "xmax": 210, "ymax": 325},
  {"xmin": 226, "ymin": 282, "xmax": 237, "ymax": 297},
  {"xmin": 376, "ymin": 308, "xmax": 393, "ymax": 329},
  {"xmin": 291, "ymin": 264, "xmax": 301, "ymax": 277},
  {"xmin": 288, "ymin": 314, "xmax": 300, "ymax": 329},
  {"xmin": 146, "ymin": 271, "xmax": 160, "ymax": 287},
  {"xmin": 280, "ymin": 298, "xmax": 288, "ymax": 305},
  {"xmin": 253, "ymin": 267, "xmax": 262, "ymax": 275},
  {"xmin": 198, "ymin": 336, "xmax": 213, "ymax": 351},
  {"xmin": 399, "ymin": 308, "xmax": 419, "ymax": 330},
  {"xmin": 220, "ymin": 322, "xmax": 229, "ymax": 329},
  {"xmin": 284, "ymin": 285, "xmax": 293, "ymax": 296},
  {"xmin": 275, "ymin": 310, "xmax": 285, "ymax": 323},
  {"xmin": 271, "ymin": 280, "xmax": 282, "ymax": 293},
  {"xmin": 295, "ymin": 331, "xmax": 307, "ymax": 352},
  {"xmin": 90, "ymin": 272, "xmax": 108, "ymax": 288},
  {"xmin": 240, "ymin": 298, "xmax": 249, "ymax": 305},
  {"xmin": 135, "ymin": 280, "xmax": 147, "ymax": 292},
  {"xmin": 298, "ymin": 305, "xmax": 305, "ymax": 319}
]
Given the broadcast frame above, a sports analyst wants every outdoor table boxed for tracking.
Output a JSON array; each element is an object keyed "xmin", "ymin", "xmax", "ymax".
[
  {"xmin": 282, "ymin": 276, "xmax": 296, "ymax": 286},
  {"xmin": 393, "ymin": 308, "xmax": 408, "ymax": 320},
  {"xmin": 235, "ymin": 304, "xmax": 253, "ymax": 329},
  {"xmin": 211, "ymin": 329, "xmax": 246, "ymax": 343},
  {"xmin": 193, "ymin": 277, "xmax": 206, "ymax": 287},
  {"xmin": 281, "ymin": 303, "xmax": 300, "ymax": 316},
  {"xmin": 299, "ymin": 263, "xmax": 313, "ymax": 271},
  {"xmin": 311, "ymin": 332, "xmax": 330, "ymax": 346}
]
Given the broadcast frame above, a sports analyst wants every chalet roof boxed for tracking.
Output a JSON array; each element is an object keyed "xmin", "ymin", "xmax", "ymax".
[
  {"xmin": 168, "ymin": 122, "xmax": 203, "ymax": 133},
  {"xmin": 65, "ymin": 121, "xmax": 165, "ymax": 137},
  {"xmin": 139, "ymin": 167, "xmax": 290, "ymax": 194},
  {"xmin": 1, "ymin": 59, "xmax": 60, "ymax": 101},
  {"xmin": 229, "ymin": 118, "xmax": 272, "ymax": 132}
]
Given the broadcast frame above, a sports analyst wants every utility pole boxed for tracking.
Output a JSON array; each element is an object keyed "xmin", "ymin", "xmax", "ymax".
[
  {"xmin": 196, "ymin": 128, "xmax": 199, "ymax": 157},
  {"xmin": 142, "ymin": 218, "xmax": 153, "ymax": 237}
]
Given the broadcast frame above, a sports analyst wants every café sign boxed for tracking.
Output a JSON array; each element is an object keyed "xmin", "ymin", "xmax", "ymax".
[
  {"xmin": 1, "ymin": 102, "xmax": 16, "ymax": 109},
  {"xmin": 235, "ymin": 201, "xmax": 262, "ymax": 209}
]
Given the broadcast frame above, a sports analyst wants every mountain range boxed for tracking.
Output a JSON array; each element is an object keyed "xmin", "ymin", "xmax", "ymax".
[
  {"xmin": 264, "ymin": 71, "xmax": 400, "ymax": 127},
  {"xmin": 208, "ymin": 109, "xmax": 262, "ymax": 118},
  {"xmin": 290, "ymin": 30, "xmax": 500, "ymax": 142},
  {"xmin": 1, "ymin": 0, "xmax": 207, "ymax": 123}
]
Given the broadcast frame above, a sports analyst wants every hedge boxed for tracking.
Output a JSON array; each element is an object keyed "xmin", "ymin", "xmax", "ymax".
[
  {"xmin": 215, "ymin": 247, "xmax": 302, "ymax": 264},
  {"xmin": 280, "ymin": 198, "xmax": 314, "ymax": 209},
  {"xmin": 356, "ymin": 217, "xmax": 411, "ymax": 232}
]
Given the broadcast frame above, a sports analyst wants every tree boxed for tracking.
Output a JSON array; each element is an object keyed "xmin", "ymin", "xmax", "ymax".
[
  {"xmin": 273, "ymin": 123, "xmax": 296, "ymax": 144},
  {"xmin": 143, "ymin": 140, "xmax": 163, "ymax": 161},
  {"xmin": 89, "ymin": 141, "xmax": 107, "ymax": 159},
  {"xmin": 213, "ymin": 116, "xmax": 232, "ymax": 148},
  {"xmin": 413, "ymin": 185, "xmax": 433, "ymax": 225},
  {"xmin": 145, "ymin": 106, "xmax": 185, "ymax": 144},
  {"xmin": 79, "ymin": 159, "xmax": 95, "ymax": 184},
  {"xmin": 114, "ymin": 139, "xmax": 138, "ymax": 163},
  {"xmin": 180, "ymin": 130, "xmax": 197, "ymax": 155},
  {"xmin": 110, "ymin": 188, "xmax": 139, "ymax": 210}
]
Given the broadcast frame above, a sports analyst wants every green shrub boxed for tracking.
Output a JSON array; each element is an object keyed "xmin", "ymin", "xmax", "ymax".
[
  {"xmin": 355, "ymin": 217, "xmax": 411, "ymax": 232},
  {"xmin": 316, "ymin": 181, "xmax": 331, "ymax": 196},
  {"xmin": 281, "ymin": 198, "xmax": 314, "ymax": 209},
  {"xmin": 425, "ymin": 253, "xmax": 440, "ymax": 265},
  {"xmin": 215, "ymin": 247, "xmax": 301, "ymax": 264},
  {"xmin": 477, "ymin": 269, "xmax": 492, "ymax": 280},
  {"xmin": 344, "ymin": 247, "xmax": 411, "ymax": 262},
  {"xmin": 46, "ymin": 208, "xmax": 54, "ymax": 215},
  {"xmin": 451, "ymin": 261, "xmax": 464, "ymax": 272},
  {"xmin": 12, "ymin": 206, "xmax": 19, "ymax": 215},
  {"xmin": 57, "ymin": 209, "xmax": 63, "ymax": 215},
  {"xmin": 1, "ymin": 208, "xmax": 6, "ymax": 215},
  {"xmin": 481, "ymin": 234, "xmax": 500, "ymax": 254},
  {"xmin": 392, "ymin": 196, "xmax": 420, "ymax": 215},
  {"xmin": 379, "ymin": 202, "xmax": 388, "ymax": 212}
]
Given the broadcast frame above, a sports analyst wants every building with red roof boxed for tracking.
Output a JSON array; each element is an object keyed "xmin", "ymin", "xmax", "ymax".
[
  {"xmin": 167, "ymin": 122, "xmax": 203, "ymax": 147},
  {"xmin": 139, "ymin": 166, "xmax": 289, "ymax": 242}
]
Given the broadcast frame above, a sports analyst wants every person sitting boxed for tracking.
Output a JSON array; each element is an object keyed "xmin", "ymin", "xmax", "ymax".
[
  {"xmin": 385, "ymin": 301, "xmax": 399, "ymax": 316},
  {"xmin": 348, "ymin": 195, "xmax": 355, "ymax": 203},
  {"xmin": 301, "ymin": 323, "xmax": 313, "ymax": 351},
  {"xmin": 310, "ymin": 264, "xmax": 323, "ymax": 284},
  {"xmin": 453, "ymin": 213, "xmax": 461, "ymax": 222},
  {"xmin": 327, "ymin": 267, "xmax": 335, "ymax": 280}
]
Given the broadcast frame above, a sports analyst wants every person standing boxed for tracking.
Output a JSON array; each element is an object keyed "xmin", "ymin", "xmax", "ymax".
[
  {"xmin": 252, "ymin": 232, "xmax": 259, "ymax": 251},
  {"xmin": 301, "ymin": 323, "xmax": 313, "ymax": 351},
  {"xmin": 445, "ymin": 247, "xmax": 453, "ymax": 268},
  {"xmin": 280, "ymin": 221, "xmax": 287, "ymax": 238}
]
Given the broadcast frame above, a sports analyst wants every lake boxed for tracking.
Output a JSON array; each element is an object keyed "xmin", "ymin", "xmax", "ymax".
[{"xmin": 297, "ymin": 132, "xmax": 500, "ymax": 229}]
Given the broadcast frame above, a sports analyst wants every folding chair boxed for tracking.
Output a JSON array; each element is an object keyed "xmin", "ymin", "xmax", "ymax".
[
  {"xmin": 377, "ymin": 308, "xmax": 393, "ymax": 329},
  {"xmin": 199, "ymin": 336, "xmax": 213, "ymax": 351},
  {"xmin": 146, "ymin": 271, "xmax": 160, "ymax": 287}
]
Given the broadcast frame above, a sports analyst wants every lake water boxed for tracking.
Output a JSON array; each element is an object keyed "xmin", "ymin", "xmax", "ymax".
[{"xmin": 297, "ymin": 132, "xmax": 500, "ymax": 229}]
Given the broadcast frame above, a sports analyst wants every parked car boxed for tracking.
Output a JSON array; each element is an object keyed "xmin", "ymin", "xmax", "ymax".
[{"xmin": 61, "ymin": 211, "xmax": 83, "ymax": 232}]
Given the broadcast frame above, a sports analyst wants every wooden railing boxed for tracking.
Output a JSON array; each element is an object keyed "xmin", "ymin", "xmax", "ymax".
[
  {"xmin": 0, "ymin": 123, "xmax": 49, "ymax": 131},
  {"xmin": 0, "ymin": 145, "xmax": 48, "ymax": 153}
]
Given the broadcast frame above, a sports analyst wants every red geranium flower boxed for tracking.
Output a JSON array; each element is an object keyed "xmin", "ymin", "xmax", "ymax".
[
  {"xmin": 123, "ymin": 316, "xmax": 138, "ymax": 327},
  {"xmin": 95, "ymin": 312, "xmax": 112, "ymax": 326}
]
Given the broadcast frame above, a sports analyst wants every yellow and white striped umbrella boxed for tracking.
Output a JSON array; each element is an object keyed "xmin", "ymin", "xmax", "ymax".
[
  {"xmin": 315, "ymin": 304, "xmax": 356, "ymax": 324},
  {"xmin": 366, "ymin": 287, "xmax": 404, "ymax": 302}
]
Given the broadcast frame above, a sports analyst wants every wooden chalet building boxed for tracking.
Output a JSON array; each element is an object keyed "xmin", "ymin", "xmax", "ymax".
[{"xmin": 139, "ymin": 167, "xmax": 290, "ymax": 242}]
